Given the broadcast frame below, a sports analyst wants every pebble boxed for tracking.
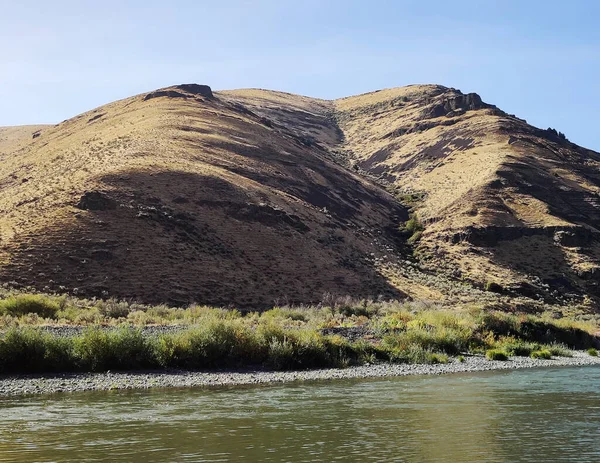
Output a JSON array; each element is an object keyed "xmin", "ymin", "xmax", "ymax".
[{"xmin": 1, "ymin": 352, "xmax": 599, "ymax": 397}]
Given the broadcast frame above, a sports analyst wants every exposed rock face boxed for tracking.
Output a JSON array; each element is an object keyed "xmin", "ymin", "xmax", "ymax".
[
  {"xmin": 144, "ymin": 84, "xmax": 213, "ymax": 101},
  {"xmin": 422, "ymin": 91, "xmax": 493, "ymax": 119},
  {"xmin": 554, "ymin": 230, "xmax": 594, "ymax": 248},
  {"xmin": 144, "ymin": 90, "xmax": 187, "ymax": 101},
  {"xmin": 76, "ymin": 191, "xmax": 117, "ymax": 211},
  {"xmin": 175, "ymin": 84, "xmax": 213, "ymax": 98},
  {"xmin": 327, "ymin": 84, "xmax": 600, "ymax": 305},
  {"xmin": 450, "ymin": 226, "xmax": 598, "ymax": 247}
]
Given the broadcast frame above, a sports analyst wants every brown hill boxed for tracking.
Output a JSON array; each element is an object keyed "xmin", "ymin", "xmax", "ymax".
[
  {"xmin": 1, "ymin": 83, "xmax": 598, "ymax": 309},
  {"xmin": 0, "ymin": 85, "xmax": 408, "ymax": 307},
  {"xmin": 333, "ymin": 86, "xmax": 600, "ymax": 304}
]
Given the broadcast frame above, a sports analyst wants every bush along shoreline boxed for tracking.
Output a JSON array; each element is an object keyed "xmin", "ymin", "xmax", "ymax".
[{"xmin": 1, "ymin": 293, "xmax": 599, "ymax": 375}]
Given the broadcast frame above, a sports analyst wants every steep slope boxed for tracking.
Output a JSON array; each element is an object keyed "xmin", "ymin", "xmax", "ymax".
[
  {"xmin": 333, "ymin": 86, "xmax": 600, "ymax": 303},
  {"xmin": 223, "ymin": 85, "xmax": 600, "ymax": 305},
  {"xmin": 2, "ymin": 83, "xmax": 599, "ymax": 308},
  {"xmin": 0, "ymin": 84, "xmax": 408, "ymax": 306},
  {"xmin": 0, "ymin": 125, "xmax": 50, "ymax": 154}
]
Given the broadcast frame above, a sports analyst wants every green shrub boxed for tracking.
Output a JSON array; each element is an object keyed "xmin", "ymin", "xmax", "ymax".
[
  {"xmin": 0, "ymin": 328, "xmax": 75, "ymax": 373},
  {"xmin": 0, "ymin": 328, "xmax": 48, "ymax": 372},
  {"xmin": 266, "ymin": 338, "xmax": 297, "ymax": 370},
  {"xmin": 383, "ymin": 324, "xmax": 471, "ymax": 356},
  {"xmin": 153, "ymin": 335, "xmax": 180, "ymax": 368},
  {"xmin": 385, "ymin": 343, "xmax": 447, "ymax": 364},
  {"xmin": 400, "ymin": 214, "xmax": 425, "ymax": 244},
  {"xmin": 500, "ymin": 340, "xmax": 540, "ymax": 357},
  {"xmin": 0, "ymin": 295, "xmax": 60, "ymax": 319},
  {"xmin": 530, "ymin": 349, "xmax": 552, "ymax": 360},
  {"xmin": 177, "ymin": 321, "xmax": 263, "ymax": 368},
  {"xmin": 547, "ymin": 344, "xmax": 572, "ymax": 357},
  {"xmin": 428, "ymin": 353, "xmax": 449, "ymax": 364},
  {"xmin": 95, "ymin": 299, "xmax": 131, "ymax": 319},
  {"xmin": 477, "ymin": 312, "xmax": 518, "ymax": 337},
  {"xmin": 337, "ymin": 304, "xmax": 370, "ymax": 318},
  {"xmin": 261, "ymin": 308, "xmax": 307, "ymax": 322},
  {"xmin": 263, "ymin": 329, "xmax": 331, "ymax": 370},
  {"xmin": 73, "ymin": 327, "xmax": 156, "ymax": 371},
  {"xmin": 322, "ymin": 335, "xmax": 354, "ymax": 367},
  {"xmin": 516, "ymin": 318, "xmax": 596, "ymax": 349},
  {"xmin": 587, "ymin": 348, "xmax": 598, "ymax": 357},
  {"xmin": 0, "ymin": 293, "xmax": 597, "ymax": 375},
  {"xmin": 43, "ymin": 336, "xmax": 76, "ymax": 372},
  {"xmin": 73, "ymin": 328, "xmax": 115, "ymax": 371},
  {"xmin": 110, "ymin": 327, "xmax": 156, "ymax": 370},
  {"xmin": 407, "ymin": 231, "xmax": 423, "ymax": 245},
  {"xmin": 457, "ymin": 355, "xmax": 465, "ymax": 363},
  {"xmin": 403, "ymin": 214, "xmax": 424, "ymax": 235},
  {"xmin": 486, "ymin": 349, "xmax": 508, "ymax": 361}
]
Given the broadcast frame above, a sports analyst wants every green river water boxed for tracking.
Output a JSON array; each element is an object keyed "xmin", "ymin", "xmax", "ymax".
[{"xmin": 0, "ymin": 366, "xmax": 599, "ymax": 462}]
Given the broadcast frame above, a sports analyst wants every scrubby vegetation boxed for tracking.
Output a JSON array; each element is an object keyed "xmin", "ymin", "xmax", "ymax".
[
  {"xmin": 0, "ymin": 324, "xmax": 378, "ymax": 374},
  {"xmin": 0, "ymin": 294, "xmax": 61, "ymax": 319},
  {"xmin": 0, "ymin": 292, "xmax": 598, "ymax": 374},
  {"xmin": 486, "ymin": 349, "xmax": 508, "ymax": 361},
  {"xmin": 530, "ymin": 349, "xmax": 552, "ymax": 360},
  {"xmin": 399, "ymin": 213, "xmax": 425, "ymax": 244}
]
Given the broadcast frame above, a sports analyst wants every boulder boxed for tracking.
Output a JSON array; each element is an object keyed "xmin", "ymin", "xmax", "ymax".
[
  {"xmin": 76, "ymin": 191, "xmax": 117, "ymax": 211},
  {"xmin": 554, "ymin": 230, "xmax": 591, "ymax": 247}
]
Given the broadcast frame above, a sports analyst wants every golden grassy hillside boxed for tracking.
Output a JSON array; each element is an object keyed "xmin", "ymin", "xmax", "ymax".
[
  {"xmin": 333, "ymin": 86, "xmax": 600, "ymax": 303},
  {"xmin": 0, "ymin": 84, "xmax": 408, "ymax": 306},
  {"xmin": 0, "ymin": 125, "xmax": 49, "ymax": 154},
  {"xmin": 221, "ymin": 85, "xmax": 600, "ymax": 306},
  {"xmin": 1, "ymin": 83, "xmax": 599, "ymax": 309}
]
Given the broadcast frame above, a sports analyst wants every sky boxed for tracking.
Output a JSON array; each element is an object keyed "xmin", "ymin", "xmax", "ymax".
[{"xmin": 1, "ymin": 0, "xmax": 599, "ymax": 150}]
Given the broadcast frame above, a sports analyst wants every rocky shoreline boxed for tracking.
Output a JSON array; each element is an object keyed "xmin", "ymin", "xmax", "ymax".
[{"xmin": 1, "ymin": 352, "xmax": 599, "ymax": 397}]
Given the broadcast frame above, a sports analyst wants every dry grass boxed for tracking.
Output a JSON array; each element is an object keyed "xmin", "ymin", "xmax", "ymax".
[
  {"xmin": 1, "ymin": 82, "xmax": 599, "ymax": 308},
  {"xmin": 0, "ymin": 85, "xmax": 408, "ymax": 306},
  {"xmin": 1, "ymin": 293, "xmax": 597, "ymax": 374}
]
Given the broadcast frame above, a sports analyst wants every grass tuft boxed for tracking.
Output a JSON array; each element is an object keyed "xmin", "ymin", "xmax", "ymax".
[
  {"xmin": 486, "ymin": 349, "xmax": 508, "ymax": 361},
  {"xmin": 0, "ymin": 295, "xmax": 60, "ymax": 319},
  {"xmin": 530, "ymin": 349, "xmax": 552, "ymax": 360}
]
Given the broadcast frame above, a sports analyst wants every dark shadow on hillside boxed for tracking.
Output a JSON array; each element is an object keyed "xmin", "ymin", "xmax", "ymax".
[
  {"xmin": 470, "ymin": 136, "xmax": 600, "ymax": 302},
  {"xmin": 1, "ymin": 170, "xmax": 407, "ymax": 308}
]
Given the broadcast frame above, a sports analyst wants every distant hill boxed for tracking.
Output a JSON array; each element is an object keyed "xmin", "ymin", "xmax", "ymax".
[{"xmin": 1, "ymin": 83, "xmax": 598, "ymax": 309}]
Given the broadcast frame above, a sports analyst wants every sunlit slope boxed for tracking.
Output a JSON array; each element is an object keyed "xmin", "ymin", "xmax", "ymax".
[
  {"xmin": 334, "ymin": 86, "xmax": 600, "ymax": 302},
  {"xmin": 0, "ymin": 84, "xmax": 407, "ymax": 306},
  {"xmin": 2, "ymin": 83, "xmax": 599, "ymax": 307},
  {"xmin": 0, "ymin": 125, "xmax": 50, "ymax": 154}
]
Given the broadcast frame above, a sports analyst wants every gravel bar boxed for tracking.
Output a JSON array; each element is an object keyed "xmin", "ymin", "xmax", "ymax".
[{"xmin": 1, "ymin": 352, "xmax": 599, "ymax": 397}]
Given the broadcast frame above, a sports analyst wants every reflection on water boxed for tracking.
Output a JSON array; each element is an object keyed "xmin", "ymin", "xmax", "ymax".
[{"xmin": 1, "ymin": 366, "xmax": 599, "ymax": 462}]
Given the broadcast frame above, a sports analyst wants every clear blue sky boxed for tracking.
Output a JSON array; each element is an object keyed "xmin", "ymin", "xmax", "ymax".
[{"xmin": 2, "ymin": 0, "xmax": 599, "ymax": 150}]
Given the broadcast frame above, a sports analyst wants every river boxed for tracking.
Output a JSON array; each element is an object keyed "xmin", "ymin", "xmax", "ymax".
[{"xmin": 1, "ymin": 366, "xmax": 599, "ymax": 462}]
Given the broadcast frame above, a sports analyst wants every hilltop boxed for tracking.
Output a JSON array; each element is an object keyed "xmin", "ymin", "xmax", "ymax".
[{"xmin": 0, "ymin": 83, "xmax": 598, "ymax": 310}]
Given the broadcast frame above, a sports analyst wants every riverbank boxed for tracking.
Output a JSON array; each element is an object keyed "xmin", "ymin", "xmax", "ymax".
[{"xmin": 2, "ymin": 351, "xmax": 599, "ymax": 397}]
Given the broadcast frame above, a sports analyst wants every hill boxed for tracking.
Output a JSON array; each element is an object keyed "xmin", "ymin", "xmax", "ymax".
[
  {"xmin": 0, "ymin": 85, "xmax": 407, "ymax": 307},
  {"xmin": 1, "ymin": 83, "xmax": 598, "ymax": 309}
]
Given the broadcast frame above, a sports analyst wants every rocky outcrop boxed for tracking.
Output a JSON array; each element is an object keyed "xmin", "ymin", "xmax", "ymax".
[
  {"xmin": 554, "ymin": 230, "xmax": 593, "ymax": 247},
  {"xmin": 422, "ymin": 91, "xmax": 493, "ymax": 119},
  {"xmin": 450, "ymin": 225, "xmax": 599, "ymax": 247},
  {"xmin": 175, "ymin": 84, "xmax": 213, "ymax": 98},
  {"xmin": 144, "ymin": 84, "xmax": 213, "ymax": 101},
  {"xmin": 75, "ymin": 191, "xmax": 117, "ymax": 211}
]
